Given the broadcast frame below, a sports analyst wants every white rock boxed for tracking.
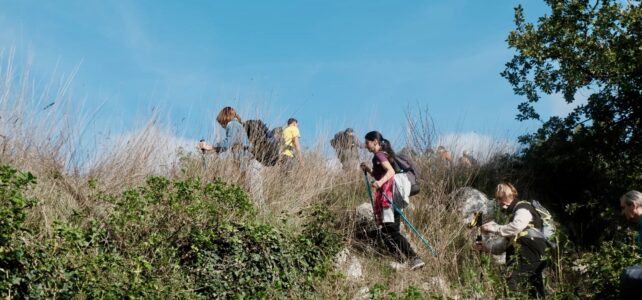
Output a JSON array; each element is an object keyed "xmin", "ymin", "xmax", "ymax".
[
  {"xmin": 421, "ymin": 276, "xmax": 453, "ymax": 297},
  {"xmin": 334, "ymin": 248, "xmax": 363, "ymax": 280},
  {"xmin": 356, "ymin": 202, "xmax": 374, "ymax": 222},
  {"xmin": 352, "ymin": 287, "xmax": 370, "ymax": 300},
  {"xmin": 346, "ymin": 258, "xmax": 363, "ymax": 279},
  {"xmin": 335, "ymin": 248, "xmax": 350, "ymax": 267}
]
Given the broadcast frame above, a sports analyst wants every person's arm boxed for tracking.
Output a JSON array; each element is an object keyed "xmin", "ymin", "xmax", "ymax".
[
  {"xmin": 373, "ymin": 160, "xmax": 395, "ymax": 190},
  {"xmin": 217, "ymin": 122, "xmax": 240, "ymax": 152},
  {"xmin": 482, "ymin": 209, "xmax": 532, "ymax": 237},
  {"xmin": 198, "ymin": 140, "xmax": 213, "ymax": 151}
]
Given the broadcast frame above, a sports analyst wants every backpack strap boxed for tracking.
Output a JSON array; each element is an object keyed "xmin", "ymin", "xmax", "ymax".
[{"xmin": 510, "ymin": 200, "xmax": 546, "ymax": 245}]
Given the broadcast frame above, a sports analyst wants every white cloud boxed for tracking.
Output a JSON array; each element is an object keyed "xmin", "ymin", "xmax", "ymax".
[
  {"xmin": 87, "ymin": 123, "xmax": 198, "ymax": 175},
  {"xmin": 437, "ymin": 132, "xmax": 517, "ymax": 163}
]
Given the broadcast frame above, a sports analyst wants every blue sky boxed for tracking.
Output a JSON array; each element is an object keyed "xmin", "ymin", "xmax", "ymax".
[{"xmin": 0, "ymin": 0, "xmax": 568, "ymax": 152}]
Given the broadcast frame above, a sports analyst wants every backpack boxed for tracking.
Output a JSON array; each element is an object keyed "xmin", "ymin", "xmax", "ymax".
[
  {"xmin": 514, "ymin": 200, "xmax": 557, "ymax": 248},
  {"xmin": 531, "ymin": 200, "xmax": 557, "ymax": 243},
  {"xmin": 243, "ymin": 120, "xmax": 281, "ymax": 166},
  {"xmin": 390, "ymin": 153, "xmax": 420, "ymax": 209},
  {"xmin": 393, "ymin": 153, "xmax": 420, "ymax": 196}
]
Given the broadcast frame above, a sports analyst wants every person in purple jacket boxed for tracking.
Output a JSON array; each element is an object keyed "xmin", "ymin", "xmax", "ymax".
[{"xmin": 360, "ymin": 131, "xmax": 425, "ymax": 271}]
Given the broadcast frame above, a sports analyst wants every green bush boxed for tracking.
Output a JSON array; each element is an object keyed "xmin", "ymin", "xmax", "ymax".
[
  {"xmin": 570, "ymin": 230, "xmax": 642, "ymax": 299},
  {"xmin": 0, "ymin": 165, "xmax": 37, "ymax": 296},
  {"xmin": 183, "ymin": 205, "xmax": 342, "ymax": 298},
  {"xmin": 0, "ymin": 168, "xmax": 343, "ymax": 299}
]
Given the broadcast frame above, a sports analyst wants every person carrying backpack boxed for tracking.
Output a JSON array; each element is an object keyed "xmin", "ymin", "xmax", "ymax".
[
  {"xmin": 281, "ymin": 118, "xmax": 304, "ymax": 169},
  {"xmin": 474, "ymin": 183, "xmax": 547, "ymax": 298},
  {"xmin": 198, "ymin": 106, "xmax": 251, "ymax": 162},
  {"xmin": 330, "ymin": 128, "xmax": 361, "ymax": 171},
  {"xmin": 360, "ymin": 131, "xmax": 425, "ymax": 271}
]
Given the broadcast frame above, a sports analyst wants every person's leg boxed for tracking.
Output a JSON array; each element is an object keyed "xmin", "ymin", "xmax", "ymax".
[
  {"xmin": 507, "ymin": 259, "xmax": 546, "ymax": 299},
  {"xmin": 621, "ymin": 265, "xmax": 642, "ymax": 299},
  {"xmin": 381, "ymin": 211, "xmax": 418, "ymax": 260},
  {"xmin": 245, "ymin": 159, "xmax": 265, "ymax": 204},
  {"xmin": 279, "ymin": 155, "xmax": 295, "ymax": 174},
  {"xmin": 530, "ymin": 261, "xmax": 546, "ymax": 299}
]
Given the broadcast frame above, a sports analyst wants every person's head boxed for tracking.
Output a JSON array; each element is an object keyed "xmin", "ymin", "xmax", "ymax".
[
  {"xmin": 437, "ymin": 145, "xmax": 446, "ymax": 152},
  {"xmin": 463, "ymin": 150, "xmax": 470, "ymax": 157},
  {"xmin": 364, "ymin": 131, "xmax": 395, "ymax": 157},
  {"xmin": 620, "ymin": 190, "xmax": 642, "ymax": 223},
  {"xmin": 216, "ymin": 106, "xmax": 242, "ymax": 127},
  {"xmin": 495, "ymin": 183, "xmax": 518, "ymax": 208},
  {"xmin": 345, "ymin": 128, "xmax": 354, "ymax": 136},
  {"xmin": 287, "ymin": 118, "xmax": 298, "ymax": 127}
]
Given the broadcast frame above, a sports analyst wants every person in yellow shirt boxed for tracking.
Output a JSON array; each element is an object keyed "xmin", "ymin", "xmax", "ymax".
[{"xmin": 281, "ymin": 118, "xmax": 304, "ymax": 167}]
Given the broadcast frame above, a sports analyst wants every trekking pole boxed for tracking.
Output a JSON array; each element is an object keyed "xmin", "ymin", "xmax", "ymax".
[
  {"xmin": 381, "ymin": 192, "xmax": 438, "ymax": 257},
  {"xmin": 363, "ymin": 171, "xmax": 375, "ymax": 208},
  {"xmin": 363, "ymin": 173, "xmax": 437, "ymax": 257}
]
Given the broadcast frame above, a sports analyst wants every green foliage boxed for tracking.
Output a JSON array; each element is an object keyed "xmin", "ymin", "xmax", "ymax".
[
  {"xmin": 568, "ymin": 230, "xmax": 641, "ymax": 299},
  {"xmin": 0, "ymin": 165, "xmax": 37, "ymax": 295},
  {"xmin": 0, "ymin": 168, "xmax": 343, "ymax": 299},
  {"xmin": 368, "ymin": 284, "xmax": 427, "ymax": 300},
  {"xmin": 502, "ymin": 0, "xmax": 642, "ymax": 245},
  {"xmin": 184, "ymin": 205, "xmax": 342, "ymax": 298}
]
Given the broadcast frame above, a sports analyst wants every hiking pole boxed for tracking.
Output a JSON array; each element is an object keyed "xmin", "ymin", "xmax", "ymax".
[
  {"xmin": 363, "ymin": 171, "xmax": 375, "ymax": 208},
  {"xmin": 380, "ymin": 191, "xmax": 438, "ymax": 257},
  {"xmin": 363, "ymin": 173, "xmax": 437, "ymax": 257}
]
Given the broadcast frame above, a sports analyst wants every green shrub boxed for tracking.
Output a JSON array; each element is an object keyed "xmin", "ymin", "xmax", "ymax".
[
  {"xmin": 1, "ymin": 168, "xmax": 343, "ymax": 299},
  {"xmin": 183, "ymin": 205, "xmax": 342, "ymax": 299},
  {"xmin": 571, "ymin": 230, "xmax": 642, "ymax": 299},
  {"xmin": 0, "ymin": 165, "xmax": 37, "ymax": 295}
]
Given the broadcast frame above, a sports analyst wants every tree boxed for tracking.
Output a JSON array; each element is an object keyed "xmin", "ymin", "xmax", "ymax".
[{"xmin": 502, "ymin": 0, "xmax": 642, "ymax": 245}]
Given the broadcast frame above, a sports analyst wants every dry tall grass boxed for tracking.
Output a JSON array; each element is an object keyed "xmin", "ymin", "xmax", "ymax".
[{"xmin": 1, "ymin": 53, "xmax": 518, "ymax": 298}]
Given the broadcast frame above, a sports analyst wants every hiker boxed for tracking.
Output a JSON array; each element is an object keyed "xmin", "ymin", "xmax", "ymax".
[
  {"xmin": 198, "ymin": 106, "xmax": 251, "ymax": 161},
  {"xmin": 360, "ymin": 131, "xmax": 425, "ymax": 270},
  {"xmin": 436, "ymin": 146, "xmax": 453, "ymax": 164},
  {"xmin": 281, "ymin": 118, "xmax": 304, "ymax": 168},
  {"xmin": 474, "ymin": 183, "xmax": 547, "ymax": 298},
  {"xmin": 459, "ymin": 150, "xmax": 478, "ymax": 167},
  {"xmin": 330, "ymin": 127, "xmax": 360, "ymax": 171},
  {"xmin": 198, "ymin": 107, "xmax": 265, "ymax": 203},
  {"xmin": 435, "ymin": 146, "xmax": 453, "ymax": 169},
  {"xmin": 619, "ymin": 190, "xmax": 642, "ymax": 298}
]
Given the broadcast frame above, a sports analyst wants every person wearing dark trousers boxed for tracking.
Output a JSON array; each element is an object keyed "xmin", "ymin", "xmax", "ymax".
[
  {"xmin": 619, "ymin": 190, "xmax": 642, "ymax": 299},
  {"xmin": 381, "ymin": 210, "xmax": 418, "ymax": 263},
  {"xmin": 474, "ymin": 183, "xmax": 547, "ymax": 298},
  {"xmin": 360, "ymin": 131, "xmax": 424, "ymax": 271}
]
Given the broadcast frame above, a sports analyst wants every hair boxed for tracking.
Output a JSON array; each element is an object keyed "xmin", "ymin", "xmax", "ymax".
[
  {"xmin": 287, "ymin": 118, "xmax": 298, "ymax": 125},
  {"xmin": 216, "ymin": 106, "xmax": 242, "ymax": 127},
  {"xmin": 620, "ymin": 190, "xmax": 642, "ymax": 207},
  {"xmin": 495, "ymin": 183, "xmax": 518, "ymax": 200},
  {"xmin": 364, "ymin": 131, "xmax": 395, "ymax": 159}
]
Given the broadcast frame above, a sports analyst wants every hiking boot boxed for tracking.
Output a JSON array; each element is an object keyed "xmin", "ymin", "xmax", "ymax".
[{"xmin": 408, "ymin": 257, "xmax": 425, "ymax": 270}]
